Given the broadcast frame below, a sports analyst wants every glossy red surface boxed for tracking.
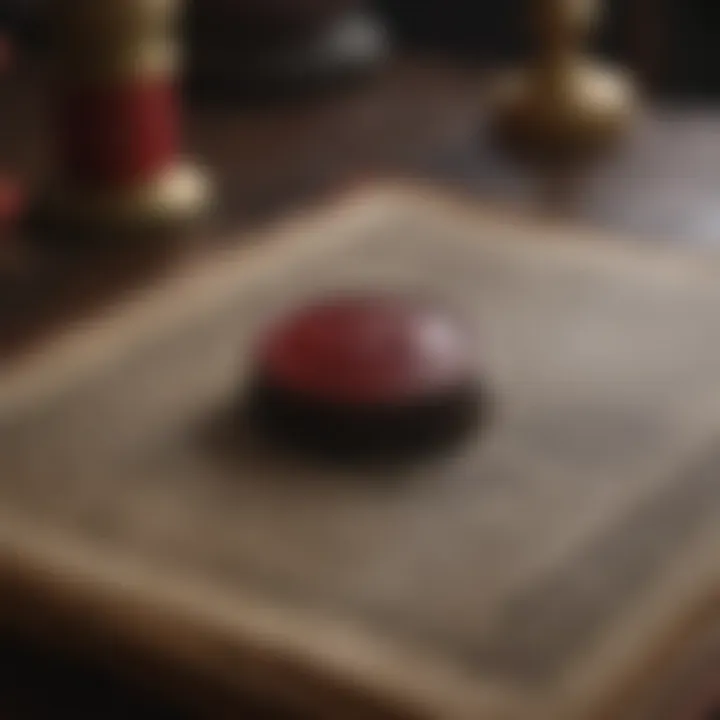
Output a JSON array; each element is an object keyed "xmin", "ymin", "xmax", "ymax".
[{"xmin": 259, "ymin": 295, "xmax": 472, "ymax": 406}]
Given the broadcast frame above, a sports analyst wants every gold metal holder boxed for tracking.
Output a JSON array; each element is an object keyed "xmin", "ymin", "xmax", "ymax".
[
  {"xmin": 490, "ymin": 0, "xmax": 636, "ymax": 165},
  {"xmin": 32, "ymin": 163, "xmax": 213, "ymax": 241}
]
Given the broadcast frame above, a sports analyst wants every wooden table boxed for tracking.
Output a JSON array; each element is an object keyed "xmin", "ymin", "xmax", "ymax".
[{"xmin": 1, "ymin": 55, "xmax": 720, "ymax": 718}]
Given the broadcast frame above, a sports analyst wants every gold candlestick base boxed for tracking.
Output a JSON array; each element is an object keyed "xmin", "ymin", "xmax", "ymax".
[
  {"xmin": 490, "ymin": 61, "xmax": 636, "ymax": 165},
  {"xmin": 31, "ymin": 162, "xmax": 214, "ymax": 240}
]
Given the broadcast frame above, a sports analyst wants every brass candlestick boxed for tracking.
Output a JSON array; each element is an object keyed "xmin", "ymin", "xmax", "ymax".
[{"xmin": 490, "ymin": 0, "xmax": 636, "ymax": 165}]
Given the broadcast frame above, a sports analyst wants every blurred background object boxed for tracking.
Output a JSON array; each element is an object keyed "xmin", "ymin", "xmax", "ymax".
[
  {"xmin": 0, "ymin": 0, "xmax": 684, "ymax": 98},
  {"xmin": 488, "ymin": 0, "xmax": 636, "ymax": 168},
  {"xmin": 185, "ymin": 0, "xmax": 389, "ymax": 100},
  {"xmin": 32, "ymin": 0, "xmax": 213, "ymax": 239}
]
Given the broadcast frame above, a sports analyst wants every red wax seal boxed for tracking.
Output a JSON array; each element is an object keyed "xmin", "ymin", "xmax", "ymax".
[
  {"xmin": 250, "ymin": 294, "xmax": 481, "ymax": 463},
  {"xmin": 259, "ymin": 294, "xmax": 473, "ymax": 406}
]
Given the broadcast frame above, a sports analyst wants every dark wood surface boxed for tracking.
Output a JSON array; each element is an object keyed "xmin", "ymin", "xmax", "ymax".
[{"xmin": 2, "ymin": 53, "xmax": 720, "ymax": 718}]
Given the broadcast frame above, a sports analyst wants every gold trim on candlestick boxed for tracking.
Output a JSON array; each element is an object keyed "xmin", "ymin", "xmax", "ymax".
[
  {"xmin": 36, "ymin": 163, "xmax": 213, "ymax": 236},
  {"xmin": 54, "ymin": 0, "xmax": 180, "ymax": 85},
  {"xmin": 57, "ymin": 43, "xmax": 179, "ymax": 88},
  {"xmin": 54, "ymin": 0, "xmax": 177, "ymax": 42}
]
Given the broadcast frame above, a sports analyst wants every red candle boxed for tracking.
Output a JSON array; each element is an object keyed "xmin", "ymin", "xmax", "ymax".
[
  {"xmin": 58, "ymin": 79, "xmax": 179, "ymax": 189},
  {"xmin": 41, "ymin": 0, "xmax": 212, "ymax": 231}
]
